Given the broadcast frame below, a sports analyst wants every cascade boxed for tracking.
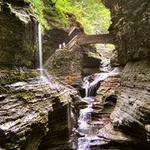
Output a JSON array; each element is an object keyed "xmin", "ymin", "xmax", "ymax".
[{"xmin": 75, "ymin": 69, "xmax": 119, "ymax": 149}]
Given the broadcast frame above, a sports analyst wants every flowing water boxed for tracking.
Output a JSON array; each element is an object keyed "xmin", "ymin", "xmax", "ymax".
[
  {"xmin": 36, "ymin": 26, "xmax": 138, "ymax": 149},
  {"xmin": 37, "ymin": 24, "xmax": 60, "ymax": 91},
  {"xmin": 73, "ymin": 74, "xmax": 109, "ymax": 150},
  {"xmin": 38, "ymin": 24, "xmax": 44, "ymax": 77},
  {"xmin": 76, "ymin": 97, "xmax": 105, "ymax": 150},
  {"xmin": 73, "ymin": 68, "xmax": 122, "ymax": 150}
]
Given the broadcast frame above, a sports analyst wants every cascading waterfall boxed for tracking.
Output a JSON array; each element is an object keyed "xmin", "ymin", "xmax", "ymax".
[
  {"xmin": 75, "ymin": 72, "xmax": 117, "ymax": 150},
  {"xmin": 76, "ymin": 78, "xmax": 100, "ymax": 150},
  {"xmin": 38, "ymin": 23, "xmax": 44, "ymax": 77}
]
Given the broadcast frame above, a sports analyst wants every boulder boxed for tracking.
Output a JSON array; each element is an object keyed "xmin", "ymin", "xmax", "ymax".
[{"xmin": 45, "ymin": 44, "xmax": 101, "ymax": 87}]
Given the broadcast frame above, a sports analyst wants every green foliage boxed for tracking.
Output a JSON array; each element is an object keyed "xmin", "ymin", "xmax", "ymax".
[
  {"xmin": 27, "ymin": 0, "xmax": 49, "ymax": 29},
  {"xmin": 52, "ymin": 0, "xmax": 111, "ymax": 34},
  {"xmin": 80, "ymin": 1, "xmax": 111, "ymax": 34},
  {"xmin": 28, "ymin": 0, "xmax": 111, "ymax": 33}
]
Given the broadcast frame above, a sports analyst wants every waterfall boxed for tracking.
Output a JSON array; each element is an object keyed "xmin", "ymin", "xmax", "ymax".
[
  {"xmin": 74, "ymin": 73, "xmax": 112, "ymax": 149},
  {"xmin": 83, "ymin": 73, "xmax": 114, "ymax": 98},
  {"xmin": 38, "ymin": 24, "xmax": 44, "ymax": 77}
]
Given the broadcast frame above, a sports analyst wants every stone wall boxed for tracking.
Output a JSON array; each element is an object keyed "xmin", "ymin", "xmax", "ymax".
[
  {"xmin": 45, "ymin": 44, "xmax": 101, "ymax": 88},
  {"xmin": 43, "ymin": 28, "xmax": 69, "ymax": 61},
  {"xmin": 111, "ymin": 59, "xmax": 150, "ymax": 144}
]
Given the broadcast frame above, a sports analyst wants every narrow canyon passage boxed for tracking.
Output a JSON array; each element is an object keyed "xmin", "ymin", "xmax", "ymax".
[{"xmin": 0, "ymin": 0, "xmax": 149, "ymax": 150}]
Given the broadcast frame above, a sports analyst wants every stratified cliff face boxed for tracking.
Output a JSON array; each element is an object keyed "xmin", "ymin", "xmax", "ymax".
[
  {"xmin": 107, "ymin": 0, "xmax": 150, "ymax": 65},
  {"xmin": 0, "ymin": 1, "xmax": 37, "ymax": 68},
  {"xmin": 99, "ymin": 0, "xmax": 150, "ymax": 147},
  {"xmin": 0, "ymin": 70, "xmax": 77, "ymax": 150},
  {"xmin": 111, "ymin": 59, "xmax": 150, "ymax": 143}
]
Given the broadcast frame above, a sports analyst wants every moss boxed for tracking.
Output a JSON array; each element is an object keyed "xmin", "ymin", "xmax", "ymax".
[
  {"xmin": 27, "ymin": 0, "xmax": 49, "ymax": 29},
  {"xmin": 26, "ymin": 0, "xmax": 111, "ymax": 33},
  {"xmin": 16, "ymin": 91, "xmax": 35, "ymax": 101},
  {"xmin": 0, "ymin": 70, "xmax": 38, "ymax": 85}
]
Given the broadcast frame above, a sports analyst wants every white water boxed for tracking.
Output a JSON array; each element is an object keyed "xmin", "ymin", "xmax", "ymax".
[
  {"xmin": 83, "ymin": 70, "xmax": 119, "ymax": 98},
  {"xmin": 77, "ymin": 96, "xmax": 104, "ymax": 150},
  {"xmin": 84, "ymin": 80, "xmax": 90, "ymax": 97},
  {"xmin": 76, "ymin": 71, "xmax": 119, "ymax": 149},
  {"xmin": 38, "ymin": 24, "xmax": 44, "ymax": 77}
]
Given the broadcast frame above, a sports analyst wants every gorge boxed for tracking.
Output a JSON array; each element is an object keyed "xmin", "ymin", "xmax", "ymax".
[{"xmin": 0, "ymin": 0, "xmax": 150, "ymax": 150}]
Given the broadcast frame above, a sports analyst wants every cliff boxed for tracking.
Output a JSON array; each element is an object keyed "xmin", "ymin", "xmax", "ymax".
[
  {"xmin": 99, "ymin": 0, "xmax": 150, "ymax": 148},
  {"xmin": 0, "ymin": 0, "xmax": 37, "ymax": 68}
]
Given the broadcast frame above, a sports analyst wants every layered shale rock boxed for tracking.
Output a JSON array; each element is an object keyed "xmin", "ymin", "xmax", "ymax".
[
  {"xmin": 95, "ymin": 69, "xmax": 121, "ymax": 103},
  {"xmin": 45, "ymin": 45, "xmax": 83, "ymax": 87},
  {"xmin": 98, "ymin": 60, "xmax": 150, "ymax": 147},
  {"xmin": 111, "ymin": 60, "xmax": 150, "ymax": 143},
  {"xmin": 43, "ymin": 28, "xmax": 69, "ymax": 61},
  {"xmin": 98, "ymin": 0, "xmax": 150, "ymax": 148},
  {"xmin": 0, "ymin": 70, "xmax": 77, "ymax": 150}
]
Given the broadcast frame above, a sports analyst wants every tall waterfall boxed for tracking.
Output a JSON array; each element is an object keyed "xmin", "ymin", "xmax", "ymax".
[{"xmin": 38, "ymin": 24, "xmax": 44, "ymax": 77}]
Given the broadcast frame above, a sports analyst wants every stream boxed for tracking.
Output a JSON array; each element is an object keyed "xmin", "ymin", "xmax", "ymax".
[
  {"xmin": 71, "ymin": 71, "xmax": 113, "ymax": 150},
  {"xmin": 37, "ymin": 24, "xmax": 136, "ymax": 150}
]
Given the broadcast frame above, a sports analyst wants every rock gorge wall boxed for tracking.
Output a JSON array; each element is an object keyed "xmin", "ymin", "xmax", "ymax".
[
  {"xmin": 0, "ymin": 1, "xmax": 37, "ymax": 68},
  {"xmin": 0, "ymin": 70, "xmax": 77, "ymax": 150},
  {"xmin": 105, "ymin": 0, "xmax": 150, "ymax": 65},
  {"xmin": 45, "ymin": 44, "xmax": 101, "ymax": 88},
  {"xmin": 100, "ymin": 0, "xmax": 150, "ymax": 147}
]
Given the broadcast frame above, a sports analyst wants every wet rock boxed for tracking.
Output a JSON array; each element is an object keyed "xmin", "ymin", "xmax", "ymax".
[
  {"xmin": 0, "ymin": 70, "xmax": 78, "ymax": 149},
  {"xmin": 99, "ymin": 59, "xmax": 150, "ymax": 147},
  {"xmin": 38, "ymin": 97, "xmax": 73, "ymax": 150},
  {"xmin": 110, "ymin": 59, "xmax": 150, "ymax": 144},
  {"xmin": 95, "ymin": 70, "xmax": 121, "ymax": 103},
  {"xmin": 110, "ymin": 49, "xmax": 120, "ymax": 67},
  {"xmin": 98, "ymin": 123, "xmax": 133, "ymax": 145},
  {"xmin": 45, "ymin": 45, "xmax": 83, "ymax": 87},
  {"xmin": 145, "ymin": 125, "xmax": 150, "ymax": 142},
  {"xmin": 0, "ymin": 128, "xmax": 5, "ymax": 148},
  {"xmin": 82, "ymin": 46, "xmax": 101, "ymax": 76},
  {"xmin": 98, "ymin": 0, "xmax": 150, "ymax": 148},
  {"xmin": 0, "ymin": 1, "xmax": 37, "ymax": 68},
  {"xmin": 43, "ymin": 28, "xmax": 69, "ymax": 61}
]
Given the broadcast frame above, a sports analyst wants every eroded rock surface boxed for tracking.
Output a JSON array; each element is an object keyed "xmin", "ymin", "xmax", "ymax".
[
  {"xmin": 45, "ymin": 44, "xmax": 101, "ymax": 88},
  {"xmin": 0, "ymin": 1, "xmax": 37, "ymax": 68},
  {"xmin": 98, "ymin": 60, "xmax": 150, "ymax": 148},
  {"xmin": 0, "ymin": 70, "xmax": 77, "ymax": 150},
  {"xmin": 96, "ymin": 0, "xmax": 150, "ymax": 148},
  {"xmin": 106, "ymin": 0, "xmax": 150, "ymax": 65}
]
